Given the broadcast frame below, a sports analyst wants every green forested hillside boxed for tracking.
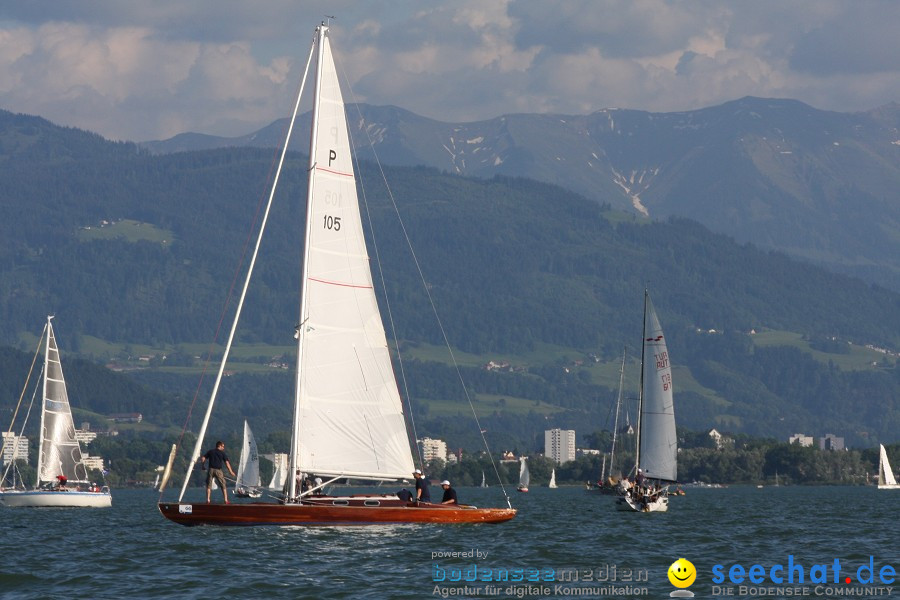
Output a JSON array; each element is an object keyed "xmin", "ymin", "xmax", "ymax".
[{"xmin": 0, "ymin": 110, "xmax": 899, "ymax": 449}]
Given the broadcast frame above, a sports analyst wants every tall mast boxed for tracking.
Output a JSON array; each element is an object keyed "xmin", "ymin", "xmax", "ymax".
[
  {"xmin": 635, "ymin": 291, "xmax": 648, "ymax": 473},
  {"xmin": 35, "ymin": 316, "xmax": 52, "ymax": 487},
  {"xmin": 289, "ymin": 22, "xmax": 327, "ymax": 500},
  {"xmin": 609, "ymin": 346, "xmax": 626, "ymax": 478}
]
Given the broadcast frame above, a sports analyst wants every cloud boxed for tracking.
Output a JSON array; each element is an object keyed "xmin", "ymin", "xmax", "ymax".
[{"xmin": 0, "ymin": 0, "xmax": 897, "ymax": 141}]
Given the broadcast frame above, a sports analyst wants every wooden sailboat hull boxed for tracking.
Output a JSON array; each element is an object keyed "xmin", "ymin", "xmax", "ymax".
[
  {"xmin": 158, "ymin": 497, "xmax": 516, "ymax": 526},
  {"xmin": 0, "ymin": 489, "xmax": 111, "ymax": 508}
]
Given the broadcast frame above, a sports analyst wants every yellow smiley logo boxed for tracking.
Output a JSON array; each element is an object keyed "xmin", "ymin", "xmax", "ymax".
[{"xmin": 667, "ymin": 558, "xmax": 696, "ymax": 588}]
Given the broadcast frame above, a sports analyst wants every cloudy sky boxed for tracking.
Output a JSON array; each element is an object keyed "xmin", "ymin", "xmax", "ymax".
[{"xmin": 1, "ymin": 1, "xmax": 898, "ymax": 142}]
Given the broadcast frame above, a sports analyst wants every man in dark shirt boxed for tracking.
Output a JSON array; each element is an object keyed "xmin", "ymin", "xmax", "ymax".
[
  {"xmin": 440, "ymin": 480, "xmax": 458, "ymax": 505},
  {"xmin": 201, "ymin": 441, "xmax": 236, "ymax": 504},
  {"xmin": 413, "ymin": 469, "xmax": 431, "ymax": 503}
]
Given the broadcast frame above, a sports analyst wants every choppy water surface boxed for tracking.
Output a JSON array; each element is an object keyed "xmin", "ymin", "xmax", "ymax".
[{"xmin": 1, "ymin": 485, "xmax": 897, "ymax": 599}]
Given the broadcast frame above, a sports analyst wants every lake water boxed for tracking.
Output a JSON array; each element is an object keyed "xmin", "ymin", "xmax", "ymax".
[{"xmin": 1, "ymin": 485, "xmax": 897, "ymax": 599}]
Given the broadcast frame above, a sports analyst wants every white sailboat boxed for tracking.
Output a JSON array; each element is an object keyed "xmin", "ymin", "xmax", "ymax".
[
  {"xmin": 517, "ymin": 457, "xmax": 530, "ymax": 493},
  {"xmin": 234, "ymin": 421, "xmax": 262, "ymax": 498},
  {"xmin": 480, "ymin": 471, "xmax": 488, "ymax": 488},
  {"xmin": 158, "ymin": 22, "xmax": 514, "ymax": 526},
  {"xmin": 548, "ymin": 469, "xmax": 558, "ymax": 489},
  {"xmin": 877, "ymin": 445, "xmax": 899, "ymax": 489},
  {"xmin": 266, "ymin": 453, "xmax": 289, "ymax": 490},
  {"xmin": 616, "ymin": 291, "xmax": 677, "ymax": 513},
  {"xmin": 597, "ymin": 348, "xmax": 627, "ymax": 494},
  {"xmin": 0, "ymin": 317, "xmax": 111, "ymax": 508}
]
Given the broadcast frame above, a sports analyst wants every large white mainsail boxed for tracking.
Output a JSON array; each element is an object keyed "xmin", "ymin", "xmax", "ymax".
[
  {"xmin": 235, "ymin": 420, "xmax": 261, "ymax": 490},
  {"xmin": 636, "ymin": 291, "xmax": 677, "ymax": 483},
  {"xmin": 291, "ymin": 25, "xmax": 415, "ymax": 484},
  {"xmin": 37, "ymin": 317, "xmax": 90, "ymax": 485}
]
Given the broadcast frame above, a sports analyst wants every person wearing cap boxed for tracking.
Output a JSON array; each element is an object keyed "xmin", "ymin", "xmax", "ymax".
[
  {"xmin": 440, "ymin": 480, "xmax": 458, "ymax": 505},
  {"xmin": 413, "ymin": 469, "xmax": 431, "ymax": 503}
]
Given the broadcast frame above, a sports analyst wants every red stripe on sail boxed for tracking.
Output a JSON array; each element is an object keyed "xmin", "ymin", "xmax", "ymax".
[
  {"xmin": 308, "ymin": 277, "xmax": 373, "ymax": 289},
  {"xmin": 316, "ymin": 165, "xmax": 354, "ymax": 178}
]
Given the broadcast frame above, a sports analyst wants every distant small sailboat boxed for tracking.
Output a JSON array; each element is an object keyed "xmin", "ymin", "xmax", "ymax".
[
  {"xmin": 517, "ymin": 457, "xmax": 530, "ymax": 493},
  {"xmin": 480, "ymin": 472, "xmax": 488, "ymax": 488},
  {"xmin": 877, "ymin": 444, "xmax": 899, "ymax": 490},
  {"xmin": 267, "ymin": 453, "xmax": 289, "ymax": 491},
  {"xmin": 548, "ymin": 469, "xmax": 558, "ymax": 489},
  {"xmin": 234, "ymin": 421, "xmax": 262, "ymax": 498},
  {"xmin": 0, "ymin": 317, "xmax": 111, "ymax": 508},
  {"xmin": 597, "ymin": 348, "xmax": 627, "ymax": 495}
]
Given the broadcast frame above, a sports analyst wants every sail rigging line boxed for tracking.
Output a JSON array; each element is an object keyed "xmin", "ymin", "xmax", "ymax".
[
  {"xmin": 173, "ymin": 33, "xmax": 318, "ymax": 503},
  {"xmin": 339, "ymin": 67, "xmax": 512, "ymax": 509},
  {"xmin": 2, "ymin": 323, "xmax": 45, "ymax": 441},
  {"xmin": 1, "ymin": 362, "xmax": 44, "ymax": 487},
  {"xmin": 165, "ymin": 64, "xmax": 315, "ymax": 501}
]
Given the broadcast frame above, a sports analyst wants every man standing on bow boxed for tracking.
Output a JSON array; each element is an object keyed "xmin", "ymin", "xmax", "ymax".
[{"xmin": 201, "ymin": 440, "xmax": 236, "ymax": 504}]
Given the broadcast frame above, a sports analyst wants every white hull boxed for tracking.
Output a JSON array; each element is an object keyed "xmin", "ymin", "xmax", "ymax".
[
  {"xmin": 615, "ymin": 492, "xmax": 668, "ymax": 513},
  {"xmin": 877, "ymin": 483, "xmax": 900, "ymax": 490},
  {"xmin": 234, "ymin": 487, "xmax": 263, "ymax": 498},
  {"xmin": 0, "ymin": 489, "xmax": 112, "ymax": 508}
]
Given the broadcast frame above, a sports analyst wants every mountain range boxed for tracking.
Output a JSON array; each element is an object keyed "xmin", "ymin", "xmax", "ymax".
[
  {"xmin": 0, "ymin": 104, "xmax": 898, "ymax": 449},
  {"xmin": 143, "ymin": 97, "xmax": 900, "ymax": 293}
]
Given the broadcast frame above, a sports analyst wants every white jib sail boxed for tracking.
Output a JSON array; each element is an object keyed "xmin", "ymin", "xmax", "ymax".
[
  {"xmin": 294, "ymin": 27, "xmax": 414, "ymax": 480},
  {"xmin": 519, "ymin": 458, "xmax": 530, "ymax": 487},
  {"xmin": 638, "ymin": 294, "xmax": 678, "ymax": 483}
]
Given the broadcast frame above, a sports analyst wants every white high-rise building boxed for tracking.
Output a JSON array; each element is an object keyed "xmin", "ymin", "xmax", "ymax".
[
  {"xmin": 420, "ymin": 437, "xmax": 448, "ymax": 462},
  {"xmin": 1, "ymin": 432, "xmax": 29, "ymax": 465},
  {"xmin": 82, "ymin": 455, "xmax": 105, "ymax": 472},
  {"xmin": 544, "ymin": 428, "xmax": 576, "ymax": 465}
]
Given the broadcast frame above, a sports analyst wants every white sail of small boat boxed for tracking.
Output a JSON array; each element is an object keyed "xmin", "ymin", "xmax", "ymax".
[
  {"xmin": 617, "ymin": 291, "xmax": 677, "ymax": 513},
  {"xmin": 0, "ymin": 317, "xmax": 111, "ymax": 508},
  {"xmin": 548, "ymin": 469, "xmax": 557, "ymax": 489},
  {"xmin": 517, "ymin": 457, "xmax": 530, "ymax": 492},
  {"xmin": 234, "ymin": 421, "xmax": 262, "ymax": 498},
  {"xmin": 877, "ymin": 444, "xmax": 899, "ymax": 489},
  {"xmin": 481, "ymin": 471, "xmax": 488, "ymax": 488},
  {"xmin": 267, "ymin": 453, "xmax": 289, "ymax": 490},
  {"xmin": 158, "ymin": 22, "xmax": 514, "ymax": 525}
]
